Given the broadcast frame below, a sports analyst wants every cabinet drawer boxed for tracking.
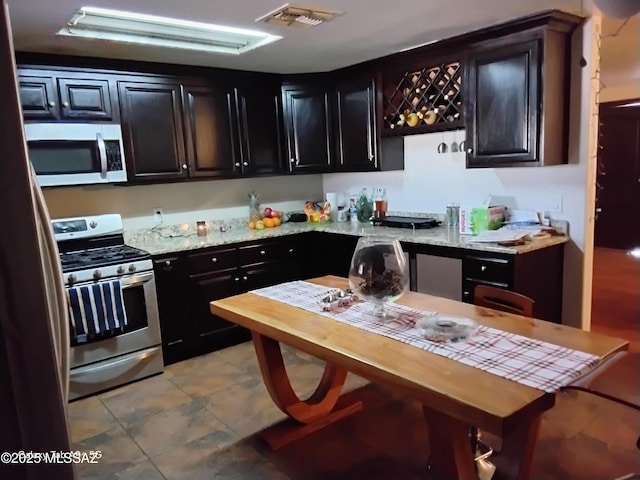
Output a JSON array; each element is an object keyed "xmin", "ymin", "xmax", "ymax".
[
  {"xmin": 186, "ymin": 247, "xmax": 238, "ymax": 274},
  {"xmin": 462, "ymin": 279, "xmax": 510, "ymax": 304},
  {"xmin": 463, "ymin": 256, "xmax": 512, "ymax": 284},
  {"xmin": 238, "ymin": 241, "xmax": 285, "ymax": 266}
]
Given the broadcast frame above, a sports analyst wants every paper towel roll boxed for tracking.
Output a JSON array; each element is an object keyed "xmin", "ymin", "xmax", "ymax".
[{"xmin": 325, "ymin": 192, "xmax": 338, "ymax": 211}]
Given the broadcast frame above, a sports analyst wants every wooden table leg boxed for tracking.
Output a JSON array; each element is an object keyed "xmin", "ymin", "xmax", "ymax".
[
  {"xmin": 423, "ymin": 405, "xmax": 478, "ymax": 480},
  {"xmin": 494, "ymin": 415, "xmax": 541, "ymax": 480},
  {"xmin": 252, "ymin": 332, "xmax": 363, "ymax": 450}
]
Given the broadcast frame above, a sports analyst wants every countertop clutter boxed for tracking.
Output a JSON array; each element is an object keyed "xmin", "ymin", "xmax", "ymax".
[{"xmin": 126, "ymin": 219, "xmax": 569, "ymax": 257}]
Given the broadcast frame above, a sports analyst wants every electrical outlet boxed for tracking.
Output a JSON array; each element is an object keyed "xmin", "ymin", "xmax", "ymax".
[{"xmin": 153, "ymin": 208, "xmax": 164, "ymax": 223}]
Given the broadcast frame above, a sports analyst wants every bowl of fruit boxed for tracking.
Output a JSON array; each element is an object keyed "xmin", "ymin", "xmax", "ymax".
[{"xmin": 249, "ymin": 207, "xmax": 282, "ymax": 230}]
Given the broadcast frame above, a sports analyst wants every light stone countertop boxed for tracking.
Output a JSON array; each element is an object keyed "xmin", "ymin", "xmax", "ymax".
[{"xmin": 126, "ymin": 221, "xmax": 569, "ymax": 257}]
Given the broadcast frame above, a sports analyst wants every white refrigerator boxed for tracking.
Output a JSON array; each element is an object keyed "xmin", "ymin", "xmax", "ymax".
[{"xmin": 0, "ymin": 1, "xmax": 74, "ymax": 479}]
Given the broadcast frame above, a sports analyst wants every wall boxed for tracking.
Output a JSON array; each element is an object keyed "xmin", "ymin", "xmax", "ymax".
[
  {"xmin": 323, "ymin": 19, "xmax": 601, "ymax": 329},
  {"xmin": 600, "ymin": 82, "xmax": 640, "ymax": 103},
  {"xmin": 43, "ymin": 174, "xmax": 324, "ymax": 230}
]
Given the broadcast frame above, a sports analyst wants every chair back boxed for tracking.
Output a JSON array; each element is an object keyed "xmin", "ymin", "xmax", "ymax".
[{"xmin": 474, "ymin": 285, "xmax": 534, "ymax": 318}]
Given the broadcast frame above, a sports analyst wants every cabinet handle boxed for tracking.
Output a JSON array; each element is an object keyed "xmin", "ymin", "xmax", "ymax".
[
  {"xmin": 260, "ymin": 250, "xmax": 266, "ymax": 255},
  {"xmin": 466, "ymin": 147, "xmax": 474, "ymax": 154},
  {"xmin": 289, "ymin": 248, "xmax": 294, "ymax": 253},
  {"xmin": 463, "ymin": 291, "xmax": 470, "ymax": 296},
  {"xmin": 242, "ymin": 276, "xmax": 248, "ymax": 281},
  {"xmin": 62, "ymin": 101, "xmax": 69, "ymax": 108},
  {"xmin": 235, "ymin": 162, "xmax": 240, "ymax": 167},
  {"xmin": 368, "ymin": 154, "xmax": 374, "ymax": 162},
  {"xmin": 234, "ymin": 277, "xmax": 240, "ymax": 282},
  {"xmin": 243, "ymin": 162, "xmax": 249, "ymax": 167},
  {"xmin": 48, "ymin": 101, "xmax": 55, "ymax": 108},
  {"xmin": 182, "ymin": 164, "xmax": 188, "ymax": 170},
  {"xmin": 480, "ymin": 265, "xmax": 486, "ymax": 272},
  {"xmin": 211, "ymin": 257, "xmax": 217, "ymax": 263},
  {"xmin": 290, "ymin": 158, "xmax": 296, "ymax": 164},
  {"xmin": 164, "ymin": 260, "xmax": 171, "ymax": 266}
]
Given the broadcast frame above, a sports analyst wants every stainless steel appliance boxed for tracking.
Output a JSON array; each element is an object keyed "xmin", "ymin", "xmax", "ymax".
[
  {"xmin": 54, "ymin": 214, "xmax": 163, "ymax": 400},
  {"xmin": 1, "ymin": 2, "xmax": 74, "ymax": 477},
  {"xmin": 25, "ymin": 122, "xmax": 127, "ymax": 187}
]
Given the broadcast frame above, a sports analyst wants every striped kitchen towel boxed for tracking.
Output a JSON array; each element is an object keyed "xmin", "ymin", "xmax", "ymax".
[{"xmin": 66, "ymin": 280, "xmax": 128, "ymax": 341}]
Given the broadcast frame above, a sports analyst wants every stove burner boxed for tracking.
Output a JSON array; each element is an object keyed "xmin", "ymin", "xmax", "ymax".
[{"xmin": 60, "ymin": 245, "xmax": 149, "ymax": 272}]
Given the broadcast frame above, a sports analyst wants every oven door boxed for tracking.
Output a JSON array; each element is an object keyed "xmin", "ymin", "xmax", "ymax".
[
  {"xmin": 69, "ymin": 271, "xmax": 162, "ymax": 369},
  {"xmin": 25, "ymin": 123, "xmax": 127, "ymax": 186}
]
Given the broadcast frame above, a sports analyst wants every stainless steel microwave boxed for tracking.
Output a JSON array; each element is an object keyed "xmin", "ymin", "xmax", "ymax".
[{"xmin": 24, "ymin": 123, "xmax": 127, "ymax": 187}]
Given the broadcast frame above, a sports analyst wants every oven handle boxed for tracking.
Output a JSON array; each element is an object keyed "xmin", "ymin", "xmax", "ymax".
[
  {"xmin": 120, "ymin": 272, "xmax": 154, "ymax": 289},
  {"xmin": 96, "ymin": 132, "xmax": 107, "ymax": 178}
]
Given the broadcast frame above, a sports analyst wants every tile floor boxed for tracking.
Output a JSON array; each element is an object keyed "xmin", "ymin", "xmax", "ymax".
[
  {"xmin": 68, "ymin": 342, "xmax": 367, "ymax": 480},
  {"xmin": 69, "ymin": 341, "xmax": 640, "ymax": 480}
]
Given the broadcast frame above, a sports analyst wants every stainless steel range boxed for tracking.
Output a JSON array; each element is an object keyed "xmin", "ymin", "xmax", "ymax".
[{"xmin": 54, "ymin": 214, "xmax": 163, "ymax": 400}]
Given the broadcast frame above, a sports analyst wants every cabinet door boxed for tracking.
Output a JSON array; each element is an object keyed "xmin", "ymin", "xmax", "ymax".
[
  {"xmin": 18, "ymin": 75, "xmax": 58, "ymax": 120},
  {"xmin": 283, "ymin": 86, "xmax": 333, "ymax": 173},
  {"xmin": 335, "ymin": 79, "xmax": 377, "ymax": 171},
  {"xmin": 235, "ymin": 85, "xmax": 283, "ymax": 176},
  {"xmin": 189, "ymin": 268, "xmax": 243, "ymax": 341},
  {"xmin": 466, "ymin": 40, "xmax": 540, "ymax": 167},
  {"xmin": 183, "ymin": 85, "xmax": 239, "ymax": 178},
  {"xmin": 57, "ymin": 78, "xmax": 113, "ymax": 120},
  {"xmin": 153, "ymin": 256, "xmax": 190, "ymax": 365},
  {"xmin": 119, "ymin": 81, "xmax": 187, "ymax": 181}
]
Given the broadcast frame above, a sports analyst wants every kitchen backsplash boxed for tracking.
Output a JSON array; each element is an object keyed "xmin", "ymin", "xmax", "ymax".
[{"xmin": 43, "ymin": 174, "xmax": 324, "ymax": 230}]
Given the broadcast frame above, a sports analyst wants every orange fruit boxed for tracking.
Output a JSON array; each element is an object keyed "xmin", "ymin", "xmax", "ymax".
[
  {"xmin": 273, "ymin": 217, "xmax": 281, "ymax": 226},
  {"xmin": 248, "ymin": 221, "xmax": 256, "ymax": 229},
  {"xmin": 263, "ymin": 217, "xmax": 275, "ymax": 228}
]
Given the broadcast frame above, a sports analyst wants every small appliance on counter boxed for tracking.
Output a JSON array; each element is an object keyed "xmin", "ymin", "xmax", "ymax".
[{"xmin": 373, "ymin": 216, "xmax": 441, "ymax": 229}]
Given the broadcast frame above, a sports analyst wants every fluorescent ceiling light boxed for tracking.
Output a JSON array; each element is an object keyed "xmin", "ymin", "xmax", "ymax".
[
  {"xmin": 615, "ymin": 101, "xmax": 640, "ymax": 108},
  {"xmin": 57, "ymin": 6, "xmax": 282, "ymax": 55}
]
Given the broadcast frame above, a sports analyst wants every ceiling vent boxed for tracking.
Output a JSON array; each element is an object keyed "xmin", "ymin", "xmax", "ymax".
[{"xmin": 255, "ymin": 3, "xmax": 344, "ymax": 28}]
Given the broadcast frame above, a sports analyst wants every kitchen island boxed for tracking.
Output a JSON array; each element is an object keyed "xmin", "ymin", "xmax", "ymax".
[{"xmin": 126, "ymin": 220, "xmax": 568, "ymax": 365}]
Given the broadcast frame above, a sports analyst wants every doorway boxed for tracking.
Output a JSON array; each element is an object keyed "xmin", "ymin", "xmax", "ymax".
[{"xmin": 590, "ymin": 100, "xmax": 640, "ymax": 352}]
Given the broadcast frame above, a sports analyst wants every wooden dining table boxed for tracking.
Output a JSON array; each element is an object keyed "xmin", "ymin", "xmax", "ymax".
[{"xmin": 210, "ymin": 276, "xmax": 628, "ymax": 480}]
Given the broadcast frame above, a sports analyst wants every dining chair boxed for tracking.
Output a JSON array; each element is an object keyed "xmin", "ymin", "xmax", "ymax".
[
  {"xmin": 469, "ymin": 284, "xmax": 536, "ymax": 476},
  {"xmin": 474, "ymin": 284, "xmax": 535, "ymax": 317},
  {"xmin": 563, "ymin": 351, "xmax": 640, "ymax": 480}
]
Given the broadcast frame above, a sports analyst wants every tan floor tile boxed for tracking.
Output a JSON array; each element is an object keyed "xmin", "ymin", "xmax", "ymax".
[
  {"xmin": 153, "ymin": 438, "xmax": 288, "ymax": 480},
  {"xmin": 72, "ymin": 425, "xmax": 147, "ymax": 480},
  {"xmin": 203, "ymin": 377, "xmax": 286, "ymax": 438},
  {"xmin": 127, "ymin": 400, "xmax": 235, "ymax": 458},
  {"xmin": 67, "ymin": 396, "xmax": 121, "ymax": 443},
  {"xmin": 115, "ymin": 460, "xmax": 166, "ymax": 480},
  {"xmin": 99, "ymin": 375, "xmax": 193, "ymax": 427},
  {"xmin": 165, "ymin": 352, "xmax": 253, "ymax": 399},
  {"xmin": 213, "ymin": 342, "xmax": 262, "ymax": 376}
]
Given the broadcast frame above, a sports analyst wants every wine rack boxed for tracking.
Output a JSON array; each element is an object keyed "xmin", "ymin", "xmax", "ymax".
[{"xmin": 382, "ymin": 60, "xmax": 463, "ymax": 135}]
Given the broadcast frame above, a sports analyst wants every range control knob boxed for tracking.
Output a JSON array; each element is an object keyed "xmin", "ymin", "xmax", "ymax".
[
  {"xmin": 67, "ymin": 274, "xmax": 77, "ymax": 284},
  {"xmin": 116, "ymin": 266, "xmax": 125, "ymax": 274},
  {"xmin": 89, "ymin": 221, "xmax": 97, "ymax": 229},
  {"xmin": 128, "ymin": 264, "xmax": 137, "ymax": 273},
  {"xmin": 93, "ymin": 270, "xmax": 102, "ymax": 280}
]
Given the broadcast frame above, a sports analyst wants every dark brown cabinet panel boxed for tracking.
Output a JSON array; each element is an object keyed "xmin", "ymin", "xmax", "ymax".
[
  {"xmin": 18, "ymin": 75, "xmax": 57, "ymax": 120},
  {"xmin": 153, "ymin": 256, "xmax": 189, "ymax": 365},
  {"xmin": 334, "ymin": 79, "xmax": 376, "ymax": 171},
  {"xmin": 182, "ymin": 85, "xmax": 239, "ymax": 178},
  {"xmin": 235, "ymin": 84, "xmax": 283, "ymax": 176},
  {"xmin": 57, "ymin": 78, "xmax": 113, "ymax": 120},
  {"xmin": 118, "ymin": 81, "xmax": 187, "ymax": 181},
  {"xmin": 283, "ymin": 86, "xmax": 333, "ymax": 173},
  {"xmin": 466, "ymin": 40, "xmax": 540, "ymax": 167}
]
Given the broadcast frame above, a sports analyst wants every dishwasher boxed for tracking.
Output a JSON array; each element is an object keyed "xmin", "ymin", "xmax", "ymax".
[{"xmin": 410, "ymin": 254, "xmax": 462, "ymax": 301}]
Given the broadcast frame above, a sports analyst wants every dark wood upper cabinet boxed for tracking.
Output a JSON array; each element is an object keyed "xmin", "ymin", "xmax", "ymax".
[
  {"xmin": 57, "ymin": 77, "xmax": 113, "ymax": 120},
  {"xmin": 118, "ymin": 81, "xmax": 187, "ymax": 181},
  {"xmin": 18, "ymin": 75, "xmax": 57, "ymax": 120},
  {"xmin": 182, "ymin": 85, "xmax": 239, "ymax": 178},
  {"xmin": 234, "ymin": 81, "xmax": 283, "ymax": 176},
  {"xmin": 334, "ymin": 78, "xmax": 377, "ymax": 171},
  {"xmin": 465, "ymin": 40, "xmax": 539, "ymax": 166},
  {"xmin": 282, "ymin": 85, "xmax": 333, "ymax": 173}
]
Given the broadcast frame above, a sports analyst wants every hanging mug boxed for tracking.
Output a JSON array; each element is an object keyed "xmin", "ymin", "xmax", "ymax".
[{"xmin": 437, "ymin": 142, "xmax": 448, "ymax": 154}]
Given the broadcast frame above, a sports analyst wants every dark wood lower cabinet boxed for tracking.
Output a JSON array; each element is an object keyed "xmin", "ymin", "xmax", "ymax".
[{"xmin": 153, "ymin": 232, "xmax": 565, "ymax": 365}]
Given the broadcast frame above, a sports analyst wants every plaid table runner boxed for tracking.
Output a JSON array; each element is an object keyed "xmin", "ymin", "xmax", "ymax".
[{"xmin": 250, "ymin": 280, "xmax": 601, "ymax": 393}]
